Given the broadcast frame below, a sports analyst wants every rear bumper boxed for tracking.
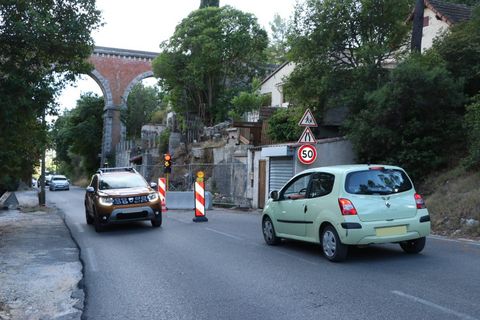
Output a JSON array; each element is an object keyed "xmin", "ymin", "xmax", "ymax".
[{"xmin": 338, "ymin": 214, "xmax": 431, "ymax": 245}]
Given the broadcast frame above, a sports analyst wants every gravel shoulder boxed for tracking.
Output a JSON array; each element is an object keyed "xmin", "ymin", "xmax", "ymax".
[{"xmin": 0, "ymin": 190, "xmax": 84, "ymax": 320}]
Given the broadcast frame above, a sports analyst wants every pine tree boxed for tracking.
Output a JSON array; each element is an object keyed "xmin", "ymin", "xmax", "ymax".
[{"xmin": 200, "ymin": 0, "xmax": 219, "ymax": 8}]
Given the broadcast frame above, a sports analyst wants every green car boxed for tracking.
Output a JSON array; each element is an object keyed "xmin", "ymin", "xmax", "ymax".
[{"xmin": 262, "ymin": 165, "xmax": 430, "ymax": 262}]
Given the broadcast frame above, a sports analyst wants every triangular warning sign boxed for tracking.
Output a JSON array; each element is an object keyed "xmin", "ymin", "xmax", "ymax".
[
  {"xmin": 298, "ymin": 109, "xmax": 318, "ymax": 127},
  {"xmin": 297, "ymin": 127, "xmax": 317, "ymax": 144}
]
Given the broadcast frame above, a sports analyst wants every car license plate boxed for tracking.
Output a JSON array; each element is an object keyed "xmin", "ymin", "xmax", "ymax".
[{"xmin": 375, "ymin": 225, "xmax": 407, "ymax": 237}]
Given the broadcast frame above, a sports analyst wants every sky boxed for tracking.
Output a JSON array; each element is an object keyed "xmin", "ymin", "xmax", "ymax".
[{"xmin": 57, "ymin": 0, "xmax": 297, "ymax": 111}]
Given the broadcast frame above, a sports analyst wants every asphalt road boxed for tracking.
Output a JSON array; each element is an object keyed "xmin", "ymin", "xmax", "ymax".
[{"xmin": 47, "ymin": 187, "xmax": 480, "ymax": 320}]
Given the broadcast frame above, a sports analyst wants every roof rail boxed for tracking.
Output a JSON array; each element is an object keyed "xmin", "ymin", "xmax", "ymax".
[{"xmin": 96, "ymin": 167, "xmax": 138, "ymax": 174}]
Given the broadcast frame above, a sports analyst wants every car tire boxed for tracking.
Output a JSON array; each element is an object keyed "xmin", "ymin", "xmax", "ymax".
[
  {"xmin": 400, "ymin": 237, "xmax": 426, "ymax": 254},
  {"xmin": 93, "ymin": 208, "xmax": 104, "ymax": 233},
  {"xmin": 151, "ymin": 214, "xmax": 162, "ymax": 228},
  {"xmin": 321, "ymin": 225, "xmax": 348, "ymax": 262},
  {"xmin": 262, "ymin": 216, "xmax": 280, "ymax": 245},
  {"xmin": 85, "ymin": 206, "xmax": 93, "ymax": 225}
]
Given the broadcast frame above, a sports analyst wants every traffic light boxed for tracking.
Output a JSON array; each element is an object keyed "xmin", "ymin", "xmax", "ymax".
[{"xmin": 163, "ymin": 153, "xmax": 172, "ymax": 174}]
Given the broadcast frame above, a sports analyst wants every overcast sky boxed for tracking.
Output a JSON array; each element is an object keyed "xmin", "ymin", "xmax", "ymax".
[{"xmin": 57, "ymin": 0, "xmax": 296, "ymax": 111}]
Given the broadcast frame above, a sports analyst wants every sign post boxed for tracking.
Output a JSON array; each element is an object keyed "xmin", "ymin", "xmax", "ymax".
[{"xmin": 297, "ymin": 108, "xmax": 318, "ymax": 165}]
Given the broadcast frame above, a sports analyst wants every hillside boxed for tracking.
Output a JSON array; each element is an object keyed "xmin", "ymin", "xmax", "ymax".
[{"xmin": 420, "ymin": 166, "xmax": 480, "ymax": 240}]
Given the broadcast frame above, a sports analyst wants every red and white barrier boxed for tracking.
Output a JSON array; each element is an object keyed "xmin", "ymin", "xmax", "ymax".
[
  {"xmin": 158, "ymin": 177, "xmax": 167, "ymax": 212},
  {"xmin": 193, "ymin": 180, "xmax": 208, "ymax": 222}
]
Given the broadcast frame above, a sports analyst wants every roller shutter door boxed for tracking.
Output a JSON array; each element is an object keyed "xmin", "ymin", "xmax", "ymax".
[{"xmin": 269, "ymin": 157, "xmax": 294, "ymax": 193}]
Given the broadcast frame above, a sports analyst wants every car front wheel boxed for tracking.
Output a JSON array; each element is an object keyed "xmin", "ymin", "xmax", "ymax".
[
  {"xmin": 85, "ymin": 205, "xmax": 93, "ymax": 225},
  {"xmin": 262, "ymin": 216, "xmax": 280, "ymax": 245},
  {"xmin": 93, "ymin": 208, "xmax": 104, "ymax": 233},
  {"xmin": 400, "ymin": 237, "xmax": 426, "ymax": 254},
  {"xmin": 321, "ymin": 225, "xmax": 348, "ymax": 262},
  {"xmin": 151, "ymin": 214, "xmax": 162, "ymax": 228}
]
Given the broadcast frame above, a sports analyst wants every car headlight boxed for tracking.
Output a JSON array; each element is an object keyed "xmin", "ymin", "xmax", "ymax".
[
  {"xmin": 99, "ymin": 196, "xmax": 114, "ymax": 206},
  {"xmin": 148, "ymin": 192, "xmax": 159, "ymax": 202}
]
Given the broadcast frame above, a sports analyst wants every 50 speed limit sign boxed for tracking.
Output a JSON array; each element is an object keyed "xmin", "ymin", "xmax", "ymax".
[{"xmin": 297, "ymin": 144, "xmax": 317, "ymax": 165}]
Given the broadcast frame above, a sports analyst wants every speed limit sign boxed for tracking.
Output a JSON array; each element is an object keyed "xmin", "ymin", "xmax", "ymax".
[{"xmin": 297, "ymin": 144, "xmax": 317, "ymax": 165}]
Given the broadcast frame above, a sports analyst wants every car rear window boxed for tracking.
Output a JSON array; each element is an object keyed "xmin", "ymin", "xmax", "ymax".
[
  {"xmin": 345, "ymin": 169, "xmax": 412, "ymax": 195},
  {"xmin": 99, "ymin": 174, "xmax": 147, "ymax": 190},
  {"xmin": 53, "ymin": 177, "xmax": 67, "ymax": 181}
]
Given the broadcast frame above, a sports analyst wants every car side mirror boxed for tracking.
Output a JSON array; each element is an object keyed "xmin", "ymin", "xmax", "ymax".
[
  {"xmin": 270, "ymin": 190, "xmax": 279, "ymax": 201},
  {"xmin": 150, "ymin": 182, "xmax": 158, "ymax": 189},
  {"xmin": 86, "ymin": 186, "xmax": 95, "ymax": 193}
]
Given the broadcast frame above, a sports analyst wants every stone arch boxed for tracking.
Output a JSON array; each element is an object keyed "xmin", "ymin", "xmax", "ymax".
[
  {"xmin": 88, "ymin": 69, "xmax": 114, "ymax": 110},
  {"xmin": 120, "ymin": 71, "xmax": 155, "ymax": 109}
]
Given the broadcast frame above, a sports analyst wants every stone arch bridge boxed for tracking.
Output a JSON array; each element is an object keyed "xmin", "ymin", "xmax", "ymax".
[{"xmin": 88, "ymin": 46, "xmax": 159, "ymax": 166}]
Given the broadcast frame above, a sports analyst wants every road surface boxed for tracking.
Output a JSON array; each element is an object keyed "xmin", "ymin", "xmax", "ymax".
[{"xmin": 47, "ymin": 187, "xmax": 480, "ymax": 320}]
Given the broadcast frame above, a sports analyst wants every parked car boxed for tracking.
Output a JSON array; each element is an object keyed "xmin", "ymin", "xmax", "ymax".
[
  {"xmin": 49, "ymin": 175, "xmax": 70, "ymax": 191},
  {"xmin": 262, "ymin": 165, "xmax": 431, "ymax": 262},
  {"xmin": 84, "ymin": 167, "xmax": 161, "ymax": 232}
]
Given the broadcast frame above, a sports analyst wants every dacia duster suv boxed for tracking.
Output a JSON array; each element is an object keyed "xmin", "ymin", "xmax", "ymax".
[{"xmin": 84, "ymin": 167, "xmax": 162, "ymax": 232}]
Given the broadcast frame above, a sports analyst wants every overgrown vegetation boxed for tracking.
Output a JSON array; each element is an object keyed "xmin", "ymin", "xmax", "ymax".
[
  {"xmin": 51, "ymin": 93, "xmax": 104, "ymax": 179},
  {"xmin": 0, "ymin": 0, "xmax": 102, "ymax": 193}
]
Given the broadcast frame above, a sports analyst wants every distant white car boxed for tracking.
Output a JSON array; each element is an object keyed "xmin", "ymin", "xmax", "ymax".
[{"xmin": 49, "ymin": 175, "xmax": 70, "ymax": 191}]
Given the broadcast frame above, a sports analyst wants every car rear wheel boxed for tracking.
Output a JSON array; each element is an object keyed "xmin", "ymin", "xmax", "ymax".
[
  {"xmin": 151, "ymin": 214, "xmax": 162, "ymax": 228},
  {"xmin": 321, "ymin": 226, "xmax": 348, "ymax": 262},
  {"xmin": 400, "ymin": 237, "xmax": 426, "ymax": 254},
  {"xmin": 85, "ymin": 206, "xmax": 93, "ymax": 225},
  {"xmin": 262, "ymin": 216, "xmax": 280, "ymax": 245}
]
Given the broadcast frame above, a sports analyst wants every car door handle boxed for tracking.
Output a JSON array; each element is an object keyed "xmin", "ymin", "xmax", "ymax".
[{"xmin": 304, "ymin": 205, "xmax": 307, "ymax": 213}]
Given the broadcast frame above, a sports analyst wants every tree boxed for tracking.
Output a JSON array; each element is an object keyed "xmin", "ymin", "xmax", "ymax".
[
  {"xmin": 433, "ymin": 6, "xmax": 480, "ymax": 97},
  {"xmin": 153, "ymin": 6, "xmax": 268, "ymax": 126},
  {"xmin": 266, "ymin": 14, "xmax": 289, "ymax": 64},
  {"xmin": 229, "ymin": 78, "xmax": 269, "ymax": 120},
  {"xmin": 52, "ymin": 93, "xmax": 104, "ymax": 178},
  {"xmin": 346, "ymin": 54, "xmax": 465, "ymax": 179},
  {"xmin": 284, "ymin": 0, "xmax": 411, "ymax": 114},
  {"xmin": 122, "ymin": 83, "xmax": 164, "ymax": 139},
  {"xmin": 464, "ymin": 95, "xmax": 480, "ymax": 169},
  {"xmin": 0, "ymin": 0, "xmax": 102, "ymax": 192},
  {"xmin": 267, "ymin": 107, "xmax": 304, "ymax": 143},
  {"xmin": 200, "ymin": 0, "xmax": 219, "ymax": 8}
]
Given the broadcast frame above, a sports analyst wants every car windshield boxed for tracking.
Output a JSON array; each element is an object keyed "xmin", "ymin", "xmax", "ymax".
[
  {"xmin": 99, "ymin": 174, "xmax": 147, "ymax": 190},
  {"xmin": 345, "ymin": 169, "xmax": 412, "ymax": 195}
]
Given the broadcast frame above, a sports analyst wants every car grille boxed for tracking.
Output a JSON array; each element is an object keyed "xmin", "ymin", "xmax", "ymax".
[
  {"xmin": 117, "ymin": 211, "xmax": 148, "ymax": 220},
  {"xmin": 113, "ymin": 196, "xmax": 149, "ymax": 205}
]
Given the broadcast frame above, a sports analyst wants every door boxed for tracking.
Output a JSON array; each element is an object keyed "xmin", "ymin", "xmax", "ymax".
[
  {"xmin": 269, "ymin": 157, "xmax": 294, "ymax": 193},
  {"xmin": 274, "ymin": 173, "xmax": 312, "ymax": 237},
  {"xmin": 258, "ymin": 160, "xmax": 266, "ymax": 209}
]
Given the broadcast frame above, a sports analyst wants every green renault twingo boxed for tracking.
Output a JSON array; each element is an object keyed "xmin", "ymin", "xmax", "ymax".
[{"xmin": 262, "ymin": 165, "xmax": 431, "ymax": 262}]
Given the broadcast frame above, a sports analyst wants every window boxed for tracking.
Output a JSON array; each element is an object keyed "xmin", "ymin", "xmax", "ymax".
[
  {"xmin": 308, "ymin": 173, "xmax": 335, "ymax": 198},
  {"xmin": 423, "ymin": 16, "xmax": 430, "ymax": 27},
  {"xmin": 345, "ymin": 169, "xmax": 412, "ymax": 195},
  {"xmin": 281, "ymin": 174, "xmax": 311, "ymax": 200}
]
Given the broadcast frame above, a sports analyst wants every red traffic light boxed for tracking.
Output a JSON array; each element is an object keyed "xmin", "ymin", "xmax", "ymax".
[{"xmin": 164, "ymin": 154, "xmax": 171, "ymax": 161}]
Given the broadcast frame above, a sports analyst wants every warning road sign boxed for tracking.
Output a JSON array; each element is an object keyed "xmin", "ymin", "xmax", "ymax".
[
  {"xmin": 298, "ymin": 109, "xmax": 318, "ymax": 127},
  {"xmin": 297, "ymin": 144, "xmax": 317, "ymax": 165},
  {"xmin": 297, "ymin": 127, "xmax": 317, "ymax": 144}
]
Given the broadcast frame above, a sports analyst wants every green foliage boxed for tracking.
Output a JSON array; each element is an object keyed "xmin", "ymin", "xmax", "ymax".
[
  {"xmin": 266, "ymin": 14, "xmax": 289, "ymax": 64},
  {"xmin": 0, "ymin": 0, "xmax": 102, "ymax": 192},
  {"xmin": 122, "ymin": 83, "xmax": 164, "ymax": 139},
  {"xmin": 200, "ymin": 0, "xmax": 219, "ymax": 8},
  {"xmin": 433, "ymin": 6, "xmax": 480, "ymax": 97},
  {"xmin": 285, "ymin": 0, "xmax": 411, "ymax": 115},
  {"xmin": 229, "ymin": 79, "xmax": 268, "ymax": 120},
  {"xmin": 346, "ymin": 54, "xmax": 465, "ymax": 180},
  {"xmin": 267, "ymin": 107, "xmax": 304, "ymax": 142},
  {"xmin": 464, "ymin": 96, "xmax": 480, "ymax": 169},
  {"xmin": 52, "ymin": 93, "xmax": 104, "ymax": 179},
  {"xmin": 158, "ymin": 129, "xmax": 171, "ymax": 154},
  {"xmin": 153, "ymin": 6, "xmax": 268, "ymax": 126}
]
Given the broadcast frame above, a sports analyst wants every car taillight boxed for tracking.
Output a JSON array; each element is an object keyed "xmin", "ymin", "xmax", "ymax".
[
  {"xmin": 414, "ymin": 193, "xmax": 426, "ymax": 209},
  {"xmin": 338, "ymin": 198, "xmax": 357, "ymax": 215}
]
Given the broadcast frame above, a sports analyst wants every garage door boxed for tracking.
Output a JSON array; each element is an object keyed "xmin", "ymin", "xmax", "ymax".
[{"xmin": 269, "ymin": 157, "xmax": 294, "ymax": 193}]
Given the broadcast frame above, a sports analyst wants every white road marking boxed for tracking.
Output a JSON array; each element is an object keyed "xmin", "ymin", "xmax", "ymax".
[
  {"xmin": 392, "ymin": 290, "xmax": 479, "ymax": 320},
  {"xmin": 429, "ymin": 235, "xmax": 480, "ymax": 247},
  {"xmin": 85, "ymin": 248, "xmax": 98, "ymax": 273},
  {"xmin": 205, "ymin": 228, "xmax": 244, "ymax": 241}
]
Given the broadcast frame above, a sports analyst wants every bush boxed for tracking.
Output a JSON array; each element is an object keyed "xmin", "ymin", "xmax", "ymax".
[
  {"xmin": 464, "ymin": 95, "xmax": 480, "ymax": 169},
  {"xmin": 267, "ymin": 107, "xmax": 304, "ymax": 142},
  {"xmin": 346, "ymin": 54, "xmax": 465, "ymax": 180}
]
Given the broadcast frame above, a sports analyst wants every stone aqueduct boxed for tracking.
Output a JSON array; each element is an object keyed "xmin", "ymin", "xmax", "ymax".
[{"xmin": 88, "ymin": 46, "xmax": 159, "ymax": 166}]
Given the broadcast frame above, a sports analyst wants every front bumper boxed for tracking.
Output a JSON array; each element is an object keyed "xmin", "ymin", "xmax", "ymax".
[{"xmin": 96, "ymin": 201, "xmax": 161, "ymax": 223}]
